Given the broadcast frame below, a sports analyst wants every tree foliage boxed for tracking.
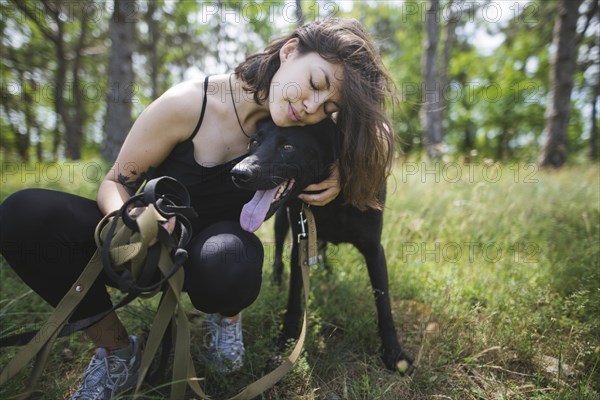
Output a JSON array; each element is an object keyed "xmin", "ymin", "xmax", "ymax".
[{"xmin": 0, "ymin": 0, "xmax": 597, "ymax": 164}]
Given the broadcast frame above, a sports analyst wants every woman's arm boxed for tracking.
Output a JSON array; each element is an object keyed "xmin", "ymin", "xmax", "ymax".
[
  {"xmin": 297, "ymin": 160, "xmax": 341, "ymax": 206},
  {"xmin": 97, "ymin": 81, "xmax": 203, "ymax": 215}
]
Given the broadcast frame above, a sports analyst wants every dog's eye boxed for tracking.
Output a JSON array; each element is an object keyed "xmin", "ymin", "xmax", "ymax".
[
  {"xmin": 282, "ymin": 144, "xmax": 295, "ymax": 152},
  {"xmin": 248, "ymin": 138, "xmax": 258, "ymax": 151}
]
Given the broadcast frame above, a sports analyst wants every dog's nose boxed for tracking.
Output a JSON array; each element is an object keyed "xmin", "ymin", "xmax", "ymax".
[{"xmin": 231, "ymin": 164, "xmax": 256, "ymax": 183}]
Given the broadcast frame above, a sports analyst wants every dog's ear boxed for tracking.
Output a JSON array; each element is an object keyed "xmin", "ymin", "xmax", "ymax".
[
  {"xmin": 312, "ymin": 118, "xmax": 340, "ymax": 161},
  {"xmin": 305, "ymin": 118, "xmax": 340, "ymax": 182},
  {"xmin": 331, "ymin": 121, "xmax": 341, "ymax": 160}
]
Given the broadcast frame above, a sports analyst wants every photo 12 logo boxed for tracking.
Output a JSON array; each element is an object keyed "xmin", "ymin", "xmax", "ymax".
[
  {"xmin": 197, "ymin": 1, "xmax": 339, "ymax": 24},
  {"xmin": 1, "ymin": 1, "xmax": 140, "ymax": 24},
  {"xmin": 398, "ymin": 1, "xmax": 539, "ymax": 24},
  {"xmin": 397, "ymin": 162, "xmax": 539, "ymax": 184},
  {"xmin": 2, "ymin": 80, "xmax": 139, "ymax": 105},
  {"xmin": 2, "ymin": 161, "xmax": 106, "ymax": 184},
  {"xmin": 400, "ymin": 241, "xmax": 541, "ymax": 264}
]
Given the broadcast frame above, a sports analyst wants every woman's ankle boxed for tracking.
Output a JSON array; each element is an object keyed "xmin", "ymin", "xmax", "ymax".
[
  {"xmin": 218, "ymin": 313, "xmax": 241, "ymax": 323},
  {"xmin": 84, "ymin": 311, "xmax": 129, "ymax": 350}
]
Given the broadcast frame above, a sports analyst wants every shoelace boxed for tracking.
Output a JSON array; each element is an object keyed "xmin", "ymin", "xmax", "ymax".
[
  {"xmin": 106, "ymin": 355, "xmax": 131, "ymax": 390},
  {"xmin": 204, "ymin": 317, "xmax": 242, "ymax": 356},
  {"xmin": 71, "ymin": 356, "xmax": 106, "ymax": 397},
  {"xmin": 203, "ymin": 319, "xmax": 218, "ymax": 350},
  {"xmin": 71, "ymin": 354, "xmax": 130, "ymax": 398}
]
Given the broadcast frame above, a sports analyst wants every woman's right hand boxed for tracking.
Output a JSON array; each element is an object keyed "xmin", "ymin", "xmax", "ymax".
[{"xmin": 130, "ymin": 206, "xmax": 176, "ymax": 245}]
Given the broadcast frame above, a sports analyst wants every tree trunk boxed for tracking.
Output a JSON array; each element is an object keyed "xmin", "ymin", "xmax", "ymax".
[
  {"xmin": 5, "ymin": 48, "xmax": 31, "ymax": 161},
  {"xmin": 590, "ymin": 85, "xmax": 598, "ymax": 161},
  {"xmin": 15, "ymin": 1, "xmax": 65, "ymax": 159},
  {"xmin": 64, "ymin": 2, "xmax": 91, "ymax": 160},
  {"xmin": 540, "ymin": 0, "xmax": 582, "ymax": 167},
  {"xmin": 295, "ymin": 0, "xmax": 304, "ymax": 26},
  {"xmin": 440, "ymin": 1, "xmax": 457, "ymax": 107},
  {"xmin": 53, "ymin": 28, "xmax": 69, "ymax": 158},
  {"xmin": 496, "ymin": 127, "xmax": 512, "ymax": 161},
  {"xmin": 420, "ymin": 0, "xmax": 444, "ymax": 160},
  {"xmin": 144, "ymin": 1, "xmax": 160, "ymax": 100},
  {"xmin": 463, "ymin": 125, "xmax": 475, "ymax": 154},
  {"xmin": 44, "ymin": 1, "xmax": 82, "ymax": 160},
  {"xmin": 103, "ymin": 0, "xmax": 136, "ymax": 162}
]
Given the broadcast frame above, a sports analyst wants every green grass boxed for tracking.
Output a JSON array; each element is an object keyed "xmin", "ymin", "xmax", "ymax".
[{"xmin": 1, "ymin": 160, "xmax": 599, "ymax": 399}]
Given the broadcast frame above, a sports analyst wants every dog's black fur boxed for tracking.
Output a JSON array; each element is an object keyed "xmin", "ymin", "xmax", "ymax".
[{"xmin": 232, "ymin": 118, "xmax": 413, "ymax": 373}]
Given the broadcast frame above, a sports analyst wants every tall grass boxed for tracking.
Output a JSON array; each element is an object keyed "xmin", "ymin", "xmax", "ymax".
[{"xmin": 1, "ymin": 160, "xmax": 599, "ymax": 399}]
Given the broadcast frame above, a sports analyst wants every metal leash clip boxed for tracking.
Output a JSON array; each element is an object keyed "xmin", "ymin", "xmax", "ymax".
[{"xmin": 297, "ymin": 208, "xmax": 308, "ymax": 243}]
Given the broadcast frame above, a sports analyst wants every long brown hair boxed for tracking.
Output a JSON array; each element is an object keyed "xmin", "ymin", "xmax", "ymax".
[{"xmin": 236, "ymin": 18, "xmax": 395, "ymax": 210}]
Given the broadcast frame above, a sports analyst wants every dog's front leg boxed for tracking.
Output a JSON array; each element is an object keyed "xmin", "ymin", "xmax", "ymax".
[
  {"xmin": 362, "ymin": 242, "xmax": 413, "ymax": 374},
  {"xmin": 272, "ymin": 207, "xmax": 289, "ymax": 286},
  {"xmin": 278, "ymin": 242, "xmax": 303, "ymax": 348}
]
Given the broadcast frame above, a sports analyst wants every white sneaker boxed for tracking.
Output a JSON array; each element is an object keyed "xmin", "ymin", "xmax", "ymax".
[
  {"xmin": 204, "ymin": 313, "xmax": 245, "ymax": 373},
  {"xmin": 70, "ymin": 336, "xmax": 141, "ymax": 399}
]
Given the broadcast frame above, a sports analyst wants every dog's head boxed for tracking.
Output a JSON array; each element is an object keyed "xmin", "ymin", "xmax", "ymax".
[{"xmin": 232, "ymin": 118, "xmax": 338, "ymax": 232}]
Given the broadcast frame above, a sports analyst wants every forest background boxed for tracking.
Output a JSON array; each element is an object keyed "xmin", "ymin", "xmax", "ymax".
[{"xmin": 1, "ymin": 0, "xmax": 598, "ymax": 164}]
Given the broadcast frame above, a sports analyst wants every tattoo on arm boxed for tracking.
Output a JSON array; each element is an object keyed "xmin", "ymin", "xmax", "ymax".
[{"xmin": 117, "ymin": 167, "xmax": 156, "ymax": 196}]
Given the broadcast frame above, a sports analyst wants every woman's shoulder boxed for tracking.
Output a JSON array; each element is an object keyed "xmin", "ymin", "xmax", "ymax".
[
  {"xmin": 157, "ymin": 79, "xmax": 206, "ymax": 113},
  {"xmin": 142, "ymin": 79, "xmax": 208, "ymax": 141}
]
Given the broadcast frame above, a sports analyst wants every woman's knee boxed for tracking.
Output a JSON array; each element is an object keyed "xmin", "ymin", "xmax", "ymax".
[
  {"xmin": 1, "ymin": 189, "xmax": 100, "ymax": 261},
  {"xmin": 184, "ymin": 221, "xmax": 264, "ymax": 315},
  {"xmin": 1, "ymin": 189, "xmax": 54, "ymax": 256},
  {"xmin": 1, "ymin": 189, "xmax": 44, "ymax": 235},
  {"xmin": 1, "ymin": 189, "xmax": 101, "ymax": 239}
]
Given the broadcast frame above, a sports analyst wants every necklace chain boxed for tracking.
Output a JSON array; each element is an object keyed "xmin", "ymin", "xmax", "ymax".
[{"xmin": 229, "ymin": 74, "xmax": 250, "ymax": 139}]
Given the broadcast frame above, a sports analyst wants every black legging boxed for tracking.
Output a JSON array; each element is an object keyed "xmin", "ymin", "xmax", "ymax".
[{"xmin": 0, "ymin": 189, "xmax": 263, "ymax": 320}]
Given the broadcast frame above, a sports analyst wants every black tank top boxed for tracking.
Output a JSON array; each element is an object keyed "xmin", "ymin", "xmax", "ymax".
[{"xmin": 153, "ymin": 76, "xmax": 253, "ymax": 234}]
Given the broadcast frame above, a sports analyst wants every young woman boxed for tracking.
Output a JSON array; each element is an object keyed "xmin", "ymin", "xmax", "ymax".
[{"xmin": 0, "ymin": 18, "xmax": 396, "ymax": 399}]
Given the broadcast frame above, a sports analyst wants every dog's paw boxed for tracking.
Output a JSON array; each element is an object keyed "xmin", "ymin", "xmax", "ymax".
[
  {"xmin": 275, "ymin": 331, "xmax": 297, "ymax": 352},
  {"xmin": 268, "ymin": 354, "xmax": 284, "ymax": 370},
  {"xmin": 395, "ymin": 356, "xmax": 414, "ymax": 375},
  {"xmin": 383, "ymin": 348, "xmax": 414, "ymax": 375}
]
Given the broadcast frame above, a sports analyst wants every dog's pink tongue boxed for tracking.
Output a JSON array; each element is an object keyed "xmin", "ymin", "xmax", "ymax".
[{"xmin": 240, "ymin": 187, "xmax": 278, "ymax": 232}]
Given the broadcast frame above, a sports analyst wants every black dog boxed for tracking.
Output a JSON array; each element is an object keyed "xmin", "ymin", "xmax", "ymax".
[{"xmin": 231, "ymin": 118, "xmax": 413, "ymax": 373}]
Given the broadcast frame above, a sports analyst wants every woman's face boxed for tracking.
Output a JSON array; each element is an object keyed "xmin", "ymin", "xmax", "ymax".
[{"xmin": 269, "ymin": 39, "xmax": 344, "ymax": 127}]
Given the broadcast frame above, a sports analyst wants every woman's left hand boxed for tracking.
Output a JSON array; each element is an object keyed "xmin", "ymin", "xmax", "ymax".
[{"xmin": 298, "ymin": 161, "xmax": 341, "ymax": 206}]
